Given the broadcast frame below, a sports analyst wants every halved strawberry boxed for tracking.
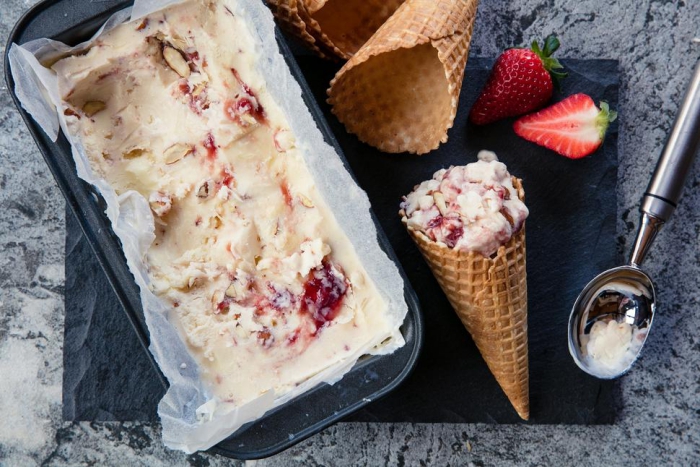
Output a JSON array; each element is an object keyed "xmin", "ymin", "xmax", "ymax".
[
  {"xmin": 513, "ymin": 93, "xmax": 617, "ymax": 159},
  {"xmin": 469, "ymin": 35, "xmax": 567, "ymax": 125}
]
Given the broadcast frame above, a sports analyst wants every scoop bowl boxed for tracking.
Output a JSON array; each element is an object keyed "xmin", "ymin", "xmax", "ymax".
[
  {"xmin": 568, "ymin": 60, "xmax": 700, "ymax": 379},
  {"xmin": 568, "ymin": 266, "xmax": 656, "ymax": 379}
]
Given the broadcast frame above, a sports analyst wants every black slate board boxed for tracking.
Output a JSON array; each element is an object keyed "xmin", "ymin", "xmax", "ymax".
[
  {"xmin": 64, "ymin": 57, "xmax": 620, "ymax": 424},
  {"xmin": 64, "ymin": 208, "xmax": 163, "ymax": 421}
]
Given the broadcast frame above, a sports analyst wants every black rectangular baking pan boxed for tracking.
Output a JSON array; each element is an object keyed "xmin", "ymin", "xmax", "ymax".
[{"xmin": 4, "ymin": 0, "xmax": 423, "ymax": 459}]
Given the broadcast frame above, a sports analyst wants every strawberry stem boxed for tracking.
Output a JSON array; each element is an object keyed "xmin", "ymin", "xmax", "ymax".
[
  {"xmin": 542, "ymin": 35, "xmax": 561, "ymax": 56},
  {"xmin": 531, "ymin": 34, "xmax": 567, "ymax": 89},
  {"xmin": 597, "ymin": 101, "xmax": 618, "ymax": 140}
]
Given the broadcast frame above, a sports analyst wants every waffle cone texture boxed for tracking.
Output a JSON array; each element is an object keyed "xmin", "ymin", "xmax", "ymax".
[
  {"xmin": 267, "ymin": 0, "xmax": 331, "ymax": 58},
  {"xmin": 268, "ymin": 0, "xmax": 405, "ymax": 60},
  {"xmin": 400, "ymin": 177, "xmax": 529, "ymax": 420},
  {"xmin": 328, "ymin": 0, "xmax": 480, "ymax": 154},
  {"xmin": 305, "ymin": 0, "xmax": 406, "ymax": 57}
]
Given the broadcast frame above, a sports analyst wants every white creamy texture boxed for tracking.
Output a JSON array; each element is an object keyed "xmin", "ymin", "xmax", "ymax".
[
  {"xmin": 580, "ymin": 320, "xmax": 646, "ymax": 378},
  {"xmin": 53, "ymin": 0, "xmax": 394, "ymax": 409},
  {"xmin": 401, "ymin": 150, "xmax": 529, "ymax": 256}
]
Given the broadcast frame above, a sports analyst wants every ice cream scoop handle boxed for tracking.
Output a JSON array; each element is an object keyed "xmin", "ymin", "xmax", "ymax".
[{"xmin": 641, "ymin": 61, "xmax": 700, "ymax": 222}]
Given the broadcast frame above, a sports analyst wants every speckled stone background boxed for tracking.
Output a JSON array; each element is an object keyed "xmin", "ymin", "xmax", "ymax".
[{"xmin": 1, "ymin": 0, "xmax": 699, "ymax": 465}]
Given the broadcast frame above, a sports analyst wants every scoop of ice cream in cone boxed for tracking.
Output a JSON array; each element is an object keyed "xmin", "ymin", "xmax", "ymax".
[{"xmin": 400, "ymin": 150, "xmax": 531, "ymax": 419}]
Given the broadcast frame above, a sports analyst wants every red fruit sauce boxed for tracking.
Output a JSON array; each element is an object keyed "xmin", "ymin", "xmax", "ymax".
[
  {"xmin": 301, "ymin": 261, "xmax": 348, "ymax": 332},
  {"xmin": 427, "ymin": 215, "xmax": 464, "ymax": 248},
  {"xmin": 280, "ymin": 181, "xmax": 293, "ymax": 207},
  {"xmin": 221, "ymin": 167, "xmax": 235, "ymax": 188},
  {"xmin": 224, "ymin": 97, "xmax": 265, "ymax": 126},
  {"xmin": 443, "ymin": 225, "xmax": 464, "ymax": 249},
  {"xmin": 287, "ymin": 329, "xmax": 300, "ymax": 346},
  {"xmin": 224, "ymin": 68, "xmax": 266, "ymax": 125},
  {"xmin": 267, "ymin": 283, "xmax": 294, "ymax": 311},
  {"xmin": 203, "ymin": 133, "xmax": 217, "ymax": 159},
  {"xmin": 231, "ymin": 68, "xmax": 253, "ymax": 95}
]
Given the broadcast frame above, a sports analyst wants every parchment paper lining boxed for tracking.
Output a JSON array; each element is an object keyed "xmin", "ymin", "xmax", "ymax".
[{"xmin": 9, "ymin": 0, "xmax": 408, "ymax": 453}]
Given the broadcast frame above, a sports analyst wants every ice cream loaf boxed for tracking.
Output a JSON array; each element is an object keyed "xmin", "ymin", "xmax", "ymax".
[{"xmin": 52, "ymin": 0, "xmax": 403, "ymax": 410}]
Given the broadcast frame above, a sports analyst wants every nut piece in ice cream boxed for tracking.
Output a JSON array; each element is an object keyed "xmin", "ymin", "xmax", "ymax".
[
  {"xmin": 225, "ymin": 279, "xmax": 248, "ymax": 299},
  {"xmin": 196, "ymin": 179, "xmax": 214, "ymax": 199},
  {"xmin": 168, "ymin": 33, "xmax": 190, "ymax": 52},
  {"xmin": 298, "ymin": 194, "xmax": 314, "ymax": 208},
  {"xmin": 149, "ymin": 192, "xmax": 172, "ymax": 217},
  {"xmin": 123, "ymin": 147, "xmax": 149, "ymax": 160},
  {"xmin": 82, "ymin": 100, "xmax": 107, "ymax": 117},
  {"xmin": 163, "ymin": 143, "xmax": 194, "ymax": 164},
  {"xmin": 163, "ymin": 46, "xmax": 191, "ymax": 78}
]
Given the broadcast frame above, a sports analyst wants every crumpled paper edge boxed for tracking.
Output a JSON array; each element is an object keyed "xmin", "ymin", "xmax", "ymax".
[{"xmin": 8, "ymin": 0, "xmax": 408, "ymax": 453}]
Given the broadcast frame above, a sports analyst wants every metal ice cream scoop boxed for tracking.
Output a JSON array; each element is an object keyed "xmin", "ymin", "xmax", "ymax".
[{"xmin": 568, "ymin": 60, "xmax": 700, "ymax": 379}]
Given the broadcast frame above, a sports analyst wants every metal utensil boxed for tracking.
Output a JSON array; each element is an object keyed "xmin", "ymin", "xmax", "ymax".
[{"xmin": 568, "ymin": 60, "xmax": 700, "ymax": 379}]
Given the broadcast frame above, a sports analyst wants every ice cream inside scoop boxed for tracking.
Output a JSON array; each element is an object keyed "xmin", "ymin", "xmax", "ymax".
[
  {"xmin": 400, "ymin": 150, "xmax": 529, "ymax": 256},
  {"xmin": 580, "ymin": 320, "xmax": 647, "ymax": 378},
  {"xmin": 577, "ymin": 279, "xmax": 652, "ymax": 378}
]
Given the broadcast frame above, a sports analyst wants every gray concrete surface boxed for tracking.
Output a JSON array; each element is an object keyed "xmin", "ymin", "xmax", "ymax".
[{"xmin": 1, "ymin": 0, "xmax": 699, "ymax": 465}]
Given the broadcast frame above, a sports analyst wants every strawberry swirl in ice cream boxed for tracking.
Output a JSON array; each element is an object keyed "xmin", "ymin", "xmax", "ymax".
[{"xmin": 400, "ymin": 150, "xmax": 529, "ymax": 257}]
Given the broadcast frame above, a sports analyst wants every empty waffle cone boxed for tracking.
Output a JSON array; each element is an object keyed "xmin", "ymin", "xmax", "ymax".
[
  {"xmin": 296, "ymin": 1, "xmax": 349, "ymax": 60},
  {"xmin": 303, "ymin": 0, "xmax": 327, "ymax": 15},
  {"xmin": 328, "ymin": 0, "xmax": 479, "ymax": 154},
  {"xmin": 305, "ymin": 0, "xmax": 406, "ymax": 57},
  {"xmin": 267, "ymin": 0, "xmax": 331, "ymax": 59},
  {"xmin": 271, "ymin": 0, "xmax": 405, "ymax": 60},
  {"xmin": 400, "ymin": 178, "xmax": 529, "ymax": 420}
]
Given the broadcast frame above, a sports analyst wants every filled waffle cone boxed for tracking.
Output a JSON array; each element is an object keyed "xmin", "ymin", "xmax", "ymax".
[
  {"xmin": 400, "ymin": 177, "xmax": 529, "ymax": 419},
  {"xmin": 328, "ymin": 0, "xmax": 479, "ymax": 155}
]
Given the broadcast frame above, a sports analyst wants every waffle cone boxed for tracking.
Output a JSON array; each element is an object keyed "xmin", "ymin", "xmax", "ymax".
[
  {"xmin": 267, "ymin": 0, "xmax": 330, "ymax": 59},
  {"xmin": 306, "ymin": 0, "xmax": 406, "ymax": 57},
  {"xmin": 303, "ymin": 0, "xmax": 327, "ymax": 15},
  {"xmin": 328, "ymin": 0, "xmax": 479, "ymax": 154},
  {"xmin": 271, "ymin": 0, "xmax": 406, "ymax": 60},
  {"xmin": 400, "ymin": 178, "xmax": 529, "ymax": 419},
  {"xmin": 296, "ymin": 1, "xmax": 349, "ymax": 60}
]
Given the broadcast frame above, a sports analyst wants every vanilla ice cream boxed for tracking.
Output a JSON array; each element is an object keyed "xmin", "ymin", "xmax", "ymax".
[
  {"xmin": 578, "ymin": 280, "xmax": 652, "ymax": 378},
  {"xmin": 400, "ymin": 150, "xmax": 529, "ymax": 256},
  {"xmin": 53, "ymin": 0, "xmax": 399, "ymax": 409},
  {"xmin": 580, "ymin": 320, "xmax": 647, "ymax": 378}
]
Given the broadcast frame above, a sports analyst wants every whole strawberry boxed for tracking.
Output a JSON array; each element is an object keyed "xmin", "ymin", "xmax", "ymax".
[{"xmin": 469, "ymin": 35, "xmax": 567, "ymax": 125}]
